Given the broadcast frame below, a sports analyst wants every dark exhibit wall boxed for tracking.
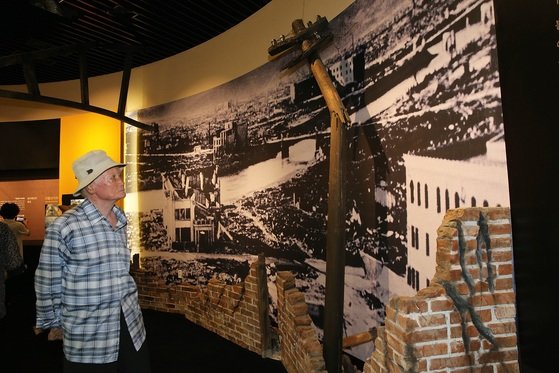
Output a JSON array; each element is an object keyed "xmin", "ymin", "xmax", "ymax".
[
  {"xmin": 493, "ymin": 0, "xmax": 559, "ymax": 370},
  {"xmin": 0, "ymin": 119, "xmax": 61, "ymax": 241},
  {"xmin": 0, "ymin": 119, "xmax": 60, "ymax": 180}
]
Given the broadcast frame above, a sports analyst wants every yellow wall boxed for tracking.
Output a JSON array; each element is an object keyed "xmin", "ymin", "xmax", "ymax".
[{"xmin": 59, "ymin": 113, "xmax": 122, "ymax": 202}]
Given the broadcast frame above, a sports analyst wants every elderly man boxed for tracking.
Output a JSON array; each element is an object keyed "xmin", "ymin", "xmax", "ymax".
[{"xmin": 35, "ymin": 149, "xmax": 151, "ymax": 373}]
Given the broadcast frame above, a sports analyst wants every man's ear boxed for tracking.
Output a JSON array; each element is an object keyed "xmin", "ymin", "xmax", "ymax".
[{"xmin": 85, "ymin": 183, "xmax": 96, "ymax": 195}]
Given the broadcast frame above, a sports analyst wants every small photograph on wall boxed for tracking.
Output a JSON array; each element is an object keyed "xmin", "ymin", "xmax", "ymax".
[{"xmin": 125, "ymin": 0, "xmax": 510, "ymax": 361}]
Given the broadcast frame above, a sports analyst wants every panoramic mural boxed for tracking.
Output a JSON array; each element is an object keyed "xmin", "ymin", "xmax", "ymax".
[{"xmin": 125, "ymin": 0, "xmax": 510, "ymax": 361}]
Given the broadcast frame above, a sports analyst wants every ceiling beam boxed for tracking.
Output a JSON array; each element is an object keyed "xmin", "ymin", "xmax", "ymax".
[
  {"xmin": 0, "ymin": 88, "xmax": 154, "ymax": 131},
  {"xmin": 79, "ymin": 48, "xmax": 90, "ymax": 105},
  {"xmin": 0, "ymin": 43, "xmax": 154, "ymax": 131}
]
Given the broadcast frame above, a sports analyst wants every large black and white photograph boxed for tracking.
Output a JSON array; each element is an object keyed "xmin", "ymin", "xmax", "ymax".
[{"xmin": 124, "ymin": 0, "xmax": 510, "ymax": 361}]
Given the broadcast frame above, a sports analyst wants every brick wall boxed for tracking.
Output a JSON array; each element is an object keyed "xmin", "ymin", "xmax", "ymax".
[
  {"xmin": 133, "ymin": 255, "xmax": 329, "ymax": 373},
  {"xmin": 132, "ymin": 255, "xmax": 272, "ymax": 356},
  {"xmin": 132, "ymin": 206, "xmax": 519, "ymax": 373},
  {"xmin": 275, "ymin": 271, "xmax": 327, "ymax": 373},
  {"xmin": 363, "ymin": 207, "xmax": 519, "ymax": 372}
]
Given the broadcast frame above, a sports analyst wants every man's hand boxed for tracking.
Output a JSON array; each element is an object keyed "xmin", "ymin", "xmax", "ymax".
[
  {"xmin": 47, "ymin": 327, "xmax": 63, "ymax": 341},
  {"xmin": 32, "ymin": 326, "xmax": 44, "ymax": 335}
]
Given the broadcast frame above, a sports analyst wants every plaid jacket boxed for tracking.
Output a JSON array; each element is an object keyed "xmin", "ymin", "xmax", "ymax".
[{"xmin": 35, "ymin": 199, "xmax": 146, "ymax": 363}]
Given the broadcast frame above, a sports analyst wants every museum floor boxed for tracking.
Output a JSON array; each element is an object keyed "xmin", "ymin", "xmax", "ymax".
[{"xmin": 0, "ymin": 244, "xmax": 286, "ymax": 373}]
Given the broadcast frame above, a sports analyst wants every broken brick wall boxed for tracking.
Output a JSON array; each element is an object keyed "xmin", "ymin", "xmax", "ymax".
[
  {"xmin": 132, "ymin": 257, "xmax": 270, "ymax": 355},
  {"xmin": 275, "ymin": 271, "xmax": 327, "ymax": 373},
  {"xmin": 363, "ymin": 207, "xmax": 519, "ymax": 372}
]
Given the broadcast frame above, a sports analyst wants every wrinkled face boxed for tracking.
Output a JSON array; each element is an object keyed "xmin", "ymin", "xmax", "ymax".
[{"xmin": 90, "ymin": 167, "xmax": 126, "ymax": 201}]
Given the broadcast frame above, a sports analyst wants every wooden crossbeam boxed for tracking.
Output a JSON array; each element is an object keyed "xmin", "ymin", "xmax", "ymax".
[{"xmin": 342, "ymin": 328, "xmax": 378, "ymax": 349}]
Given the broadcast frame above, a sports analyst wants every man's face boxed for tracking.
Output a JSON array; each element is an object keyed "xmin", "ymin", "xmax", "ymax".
[{"xmin": 93, "ymin": 167, "xmax": 126, "ymax": 201}]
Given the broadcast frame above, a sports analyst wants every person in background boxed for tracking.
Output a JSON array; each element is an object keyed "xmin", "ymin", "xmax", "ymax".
[
  {"xmin": 34, "ymin": 149, "xmax": 151, "ymax": 373},
  {"xmin": 0, "ymin": 202, "xmax": 31, "ymax": 260},
  {"xmin": 0, "ymin": 221, "xmax": 23, "ymax": 320}
]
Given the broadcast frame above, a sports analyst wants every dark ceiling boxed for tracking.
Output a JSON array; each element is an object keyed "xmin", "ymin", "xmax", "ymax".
[{"xmin": 0, "ymin": 0, "xmax": 272, "ymax": 86}]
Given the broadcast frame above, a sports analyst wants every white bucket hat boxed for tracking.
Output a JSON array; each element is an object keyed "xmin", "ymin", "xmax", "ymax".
[{"xmin": 72, "ymin": 150, "xmax": 125, "ymax": 196}]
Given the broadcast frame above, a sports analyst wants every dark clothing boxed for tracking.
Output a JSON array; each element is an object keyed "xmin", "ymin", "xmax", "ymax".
[{"xmin": 0, "ymin": 221, "xmax": 23, "ymax": 319}]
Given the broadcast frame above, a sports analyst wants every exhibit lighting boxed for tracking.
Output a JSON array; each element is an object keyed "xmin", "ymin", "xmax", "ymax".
[{"xmin": 123, "ymin": 123, "xmax": 142, "ymax": 260}]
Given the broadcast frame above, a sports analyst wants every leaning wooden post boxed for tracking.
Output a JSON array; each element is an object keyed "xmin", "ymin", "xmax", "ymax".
[
  {"xmin": 290, "ymin": 18, "xmax": 351, "ymax": 373},
  {"xmin": 256, "ymin": 253, "xmax": 273, "ymax": 357}
]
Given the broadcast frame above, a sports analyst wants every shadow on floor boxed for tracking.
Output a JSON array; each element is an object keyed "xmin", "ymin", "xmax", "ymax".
[{"xmin": 1, "ymin": 245, "xmax": 286, "ymax": 373}]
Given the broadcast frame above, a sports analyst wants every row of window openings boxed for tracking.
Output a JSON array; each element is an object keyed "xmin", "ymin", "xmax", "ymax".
[
  {"xmin": 407, "ymin": 266, "xmax": 429, "ymax": 291},
  {"xmin": 410, "ymin": 226, "xmax": 429, "ymax": 256},
  {"xmin": 409, "ymin": 181, "xmax": 490, "ymax": 213}
]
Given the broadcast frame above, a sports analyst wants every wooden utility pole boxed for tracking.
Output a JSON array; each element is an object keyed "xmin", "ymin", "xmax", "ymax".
[{"xmin": 269, "ymin": 16, "xmax": 351, "ymax": 372}]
